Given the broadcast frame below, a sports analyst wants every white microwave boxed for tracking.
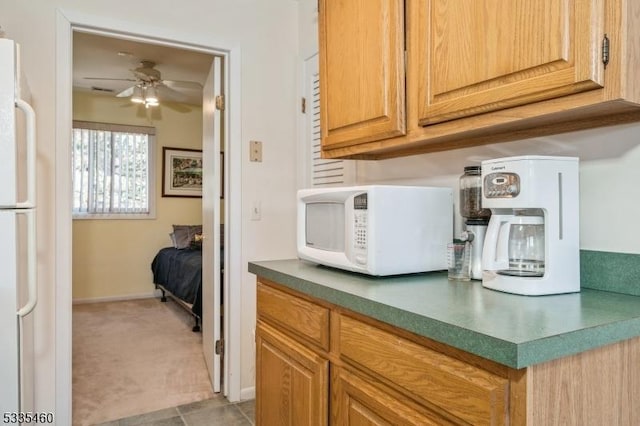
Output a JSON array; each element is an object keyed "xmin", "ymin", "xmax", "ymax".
[{"xmin": 297, "ymin": 185, "xmax": 453, "ymax": 276}]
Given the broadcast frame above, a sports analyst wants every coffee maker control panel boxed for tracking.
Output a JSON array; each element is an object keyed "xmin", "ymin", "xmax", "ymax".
[{"xmin": 484, "ymin": 173, "xmax": 521, "ymax": 198}]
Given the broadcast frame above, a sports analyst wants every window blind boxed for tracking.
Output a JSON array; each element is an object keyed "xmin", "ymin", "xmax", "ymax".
[{"xmin": 71, "ymin": 121, "xmax": 155, "ymax": 217}]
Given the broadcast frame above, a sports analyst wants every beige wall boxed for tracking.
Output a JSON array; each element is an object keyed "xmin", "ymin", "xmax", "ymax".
[{"xmin": 72, "ymin": 91, "xmax": 203, "ymax": 300}]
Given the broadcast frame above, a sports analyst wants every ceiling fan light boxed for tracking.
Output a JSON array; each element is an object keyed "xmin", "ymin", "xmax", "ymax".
[
  {"xmin": 131, "ymin": 85, "xmax": 144, "ymax": 103},
  {"xmin": 145, "ymin": 86, "xmax": 159, "ymax": 104}
]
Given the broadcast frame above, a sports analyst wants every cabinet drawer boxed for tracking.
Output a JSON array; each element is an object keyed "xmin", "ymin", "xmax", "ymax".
[
  {"xmin": 257, "ymin": 281, "xmax": 330, "ymax": 351},
  {"xmin": 338, "ymin": 315, "xmax": 508, "ymax": 425},
  {"xmin": 332, "ymin": 366, "xmax": 457, "ymax": 426}
]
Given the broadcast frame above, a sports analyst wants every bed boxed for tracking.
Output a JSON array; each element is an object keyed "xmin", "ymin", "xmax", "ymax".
[
  {"xmin": 150, "ymin": 224, "xmax": 223, "ymax": 332},
  {"xmin": 151, "ymin": 247, "xmax": 203, "ymax": 331}
]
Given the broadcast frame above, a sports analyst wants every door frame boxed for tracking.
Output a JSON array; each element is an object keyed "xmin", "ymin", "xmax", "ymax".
[{"xmin": 55, "ymin": 9, "xmax": 242, "ymax": 422}]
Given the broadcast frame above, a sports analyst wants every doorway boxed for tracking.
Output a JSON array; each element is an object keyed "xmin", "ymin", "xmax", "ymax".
[{"xmin": 65, "ymin": 24, "xmax": 232, "ymax": 423}]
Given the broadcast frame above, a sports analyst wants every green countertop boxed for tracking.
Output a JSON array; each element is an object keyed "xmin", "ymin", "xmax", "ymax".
[{"xmin": 248, "ymin": 259, "xmax": 640, "ymax": 369}]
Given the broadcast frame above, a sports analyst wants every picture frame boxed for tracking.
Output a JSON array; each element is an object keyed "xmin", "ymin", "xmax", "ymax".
[{"xmin": 162, "ymin": 147, "xmax": 203, "ymax": 198}]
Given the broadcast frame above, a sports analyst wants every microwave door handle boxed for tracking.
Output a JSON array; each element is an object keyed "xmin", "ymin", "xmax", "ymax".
[
  {"xmin": 15, "ymin": 98, "xmax": 36, "ymax": 209},
  {"xmin": 17, "ymin": 209, "xmax": 37, "ymax": 317}
]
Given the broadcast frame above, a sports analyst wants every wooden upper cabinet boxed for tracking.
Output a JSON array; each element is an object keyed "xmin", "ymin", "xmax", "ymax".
[
  {"xmin": 319, "ymin": 0, "xmax": 406, "ymax": 149},
  {"xmin": 416, "ymin": 0, "xmax": 605, "ymax": 125},
  {"xmin": 318, "ymin": 0, "xmax": 640, "ymax": 159}
]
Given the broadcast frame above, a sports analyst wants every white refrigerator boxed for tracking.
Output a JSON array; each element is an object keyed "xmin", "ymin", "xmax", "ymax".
[{"xmin": 0, "ymin": 37, "xmax": 37, "ymax": 416}]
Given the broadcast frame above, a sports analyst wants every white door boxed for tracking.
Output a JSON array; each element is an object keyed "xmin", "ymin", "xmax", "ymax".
[{"xmin": 201, "ymin": 56, "xmax": 223, "ymax": 392}]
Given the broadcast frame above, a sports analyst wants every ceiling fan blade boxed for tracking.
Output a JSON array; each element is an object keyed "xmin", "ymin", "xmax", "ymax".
[
  {"xmin": 157, "ymin": 85, "xmax": 189, "ymax": 102},
  {"xmin": 163, "ymin": 80, "xmax": 203, "ymax": 90},
  {"xmin": 84, "ymin": 77, "xmax": 137, "ymax": 82},
  {"xmin": 116, "ymin": 85, "xmax": 136, "ymax": 98}
]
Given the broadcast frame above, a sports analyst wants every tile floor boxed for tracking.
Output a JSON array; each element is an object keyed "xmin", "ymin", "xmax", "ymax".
[{"xmin": 96, "ymin": 396, "xmax": 255, "ymax": 426}]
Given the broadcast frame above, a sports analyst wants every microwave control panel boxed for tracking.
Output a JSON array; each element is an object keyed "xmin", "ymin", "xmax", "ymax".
[{"xmin": 353, "ymin": 193, "xmax": 368, "ymax": 265}]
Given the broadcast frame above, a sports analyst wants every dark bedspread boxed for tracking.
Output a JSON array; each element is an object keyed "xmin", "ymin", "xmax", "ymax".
[{"xmin": 151, "ymin": 247, "xmax": 202, "ymax": 318}]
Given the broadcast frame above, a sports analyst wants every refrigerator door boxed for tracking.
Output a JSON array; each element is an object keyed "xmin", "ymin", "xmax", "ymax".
[
  {"xmin": 17, "ymin": 209, "xmax": 35, "ymax": 415},
  {"xmin": 0, "ymin": 38, "xmax": 36, "ymax": 418},
  {"xmin": 0, "ymin": 210, "xmax": 36, "ymax": 415},
  {"xmin": 0, "ymin": 39, "xmax": 18, "ymax": 207},
  {"xmin": 0, "ymin": 211, "xmax": 20, "ymax": 413},
  {"xmin": 0, "ymin": 39, "xmax": 36, "ymax": 209}
]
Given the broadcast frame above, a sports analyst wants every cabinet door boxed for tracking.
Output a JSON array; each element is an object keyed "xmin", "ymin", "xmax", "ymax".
[
  {"xmin": 331, "ymin": 366, "xmax": 457, "ymax": 425},
  {"xmin": 319, "ymin": 0, "xmax": 405, "ymax": 149},
  {"xmin": 415, "ymin": 0, "xmax": 605, "ymax": 125},
  {"xmin": 256, "ymin": 321, "xmax": 329, "ymax": 426}
]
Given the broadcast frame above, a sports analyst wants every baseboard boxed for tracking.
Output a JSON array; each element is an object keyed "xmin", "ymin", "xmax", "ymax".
[
  {"xmin": 240, "ymin": 386, "xmax": 255, "ymax": 401},
  {"xmin": 72, "ymin": 290, "xmax": 161, "ymax": 305}
]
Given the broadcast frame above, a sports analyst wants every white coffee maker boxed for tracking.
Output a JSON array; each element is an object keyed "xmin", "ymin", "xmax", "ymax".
[{"xmin": 481, "ymin": 156, "xmax": 580, "ymax": 295}]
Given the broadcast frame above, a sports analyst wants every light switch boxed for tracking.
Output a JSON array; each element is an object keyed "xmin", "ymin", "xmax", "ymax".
[{"xmin": 250, "ymin": 140, "xmax": 262, "ymax": 162}]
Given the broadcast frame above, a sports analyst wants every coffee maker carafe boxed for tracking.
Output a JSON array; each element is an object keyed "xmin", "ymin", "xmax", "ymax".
[{"xmin": 481, "ymin": 156, "xmax": 580, "ymax": 295}]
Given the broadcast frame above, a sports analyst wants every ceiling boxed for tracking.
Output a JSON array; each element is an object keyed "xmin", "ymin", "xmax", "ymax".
[{"xmin": 73, "ymin": 31, "xmax": 214, "ymax": 106}]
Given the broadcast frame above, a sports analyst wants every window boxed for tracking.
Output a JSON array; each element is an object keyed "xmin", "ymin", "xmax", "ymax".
[{"xmin": 71, "ymin": 121, "xmax": 156, "ymax": 219}]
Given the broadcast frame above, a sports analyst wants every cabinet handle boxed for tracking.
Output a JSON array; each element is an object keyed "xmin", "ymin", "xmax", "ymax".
[{"xmin": 602, "ymin": 34, "xmax": 610, "ymax": 69}]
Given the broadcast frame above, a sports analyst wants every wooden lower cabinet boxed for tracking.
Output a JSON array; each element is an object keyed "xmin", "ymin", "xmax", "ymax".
[
  {"xmin": 255, "ymin": 321, "xmax": 329, "ymax": 426},
  {"xmin": 256, "ymin": 278, "xmax": 640, "ymax": 426}
]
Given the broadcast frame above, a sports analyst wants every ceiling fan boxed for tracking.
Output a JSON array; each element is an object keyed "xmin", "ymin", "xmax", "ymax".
[{"xmin": 84, "ymin": 60, "xmax": 203, "ymax": 108}]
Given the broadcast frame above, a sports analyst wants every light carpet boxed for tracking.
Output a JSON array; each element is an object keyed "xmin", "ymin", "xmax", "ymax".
[{"xmin": 73, "ymin": 298, "xmax": 214, "ymax": 425}]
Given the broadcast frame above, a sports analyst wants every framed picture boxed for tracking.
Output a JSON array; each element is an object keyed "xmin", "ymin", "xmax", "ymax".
[{"xmin": 162, "ymin": 147, "xmax": 203, "ymax": 198}]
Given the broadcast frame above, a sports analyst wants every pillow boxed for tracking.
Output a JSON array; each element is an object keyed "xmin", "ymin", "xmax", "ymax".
[
  {"xmin": 169, "ymin": 232, "xmax": 177, "ymax": 248},
  {"xmin": 172, "ymin": 225, "xmax": 202, "ymax": 249},
  {"xmin": 172, "ymin": 225, "xmax": 191, "ymax": 249}
]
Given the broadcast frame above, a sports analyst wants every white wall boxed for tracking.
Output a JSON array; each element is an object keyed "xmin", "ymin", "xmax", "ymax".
[
  {"xmin": 356, "ymin": 123, "xmax": 640, "ymax": 255},
  {"xmin": 3, "ymin": 0, "xmax": 299, "ymax": 419},
  {"xmin": 298, "ymin": 0, "xmax": 319, "ymax": 55}
]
